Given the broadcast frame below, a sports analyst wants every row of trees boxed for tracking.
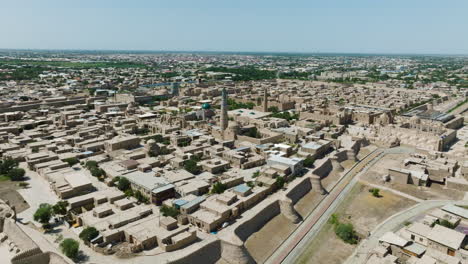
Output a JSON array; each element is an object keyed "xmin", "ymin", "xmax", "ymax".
[
  {"xmin": 227, "ymin": 98, "xmax": 256, "ymax": 110},
  {"xmin": 268, "ymin": 107, "xmax": 299, "ymax": 121}
]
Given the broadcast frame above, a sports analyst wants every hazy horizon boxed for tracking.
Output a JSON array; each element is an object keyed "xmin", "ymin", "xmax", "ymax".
[{"xmin": 2, "ymin": 0, "xmax": 468, "ymax": 54}]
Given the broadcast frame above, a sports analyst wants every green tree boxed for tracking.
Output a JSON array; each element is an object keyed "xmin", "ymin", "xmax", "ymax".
[
  {"xmin": 268, "ymin": 106, "xmax": 279, "ymax": 113},
  {"xmin": 124, "ymin": 189, "xmax": 134, "ymax": 197},
  {"xmin": 33, "ymin": 203, "xmax": 53, "ymax": 224},
  {"xmin": 303, "ymin": 157, "xmax": 315, "ymax": 168},
  {"xmin": 0, "ymin": 157, "xmax": 18, "ymax": 175},
  {"xmin": 79, "ymin": 227, "xmax": 99, "ymax": 243},
  {"xmin": 184, "ymin": 159, "xmax": 202, "ymax": 175},
  {"xmin": 60, "ymin": 238, "xmax": 79, "ymax": 259},
  {"xmin": 210, "ymin": 182, "xmax": 227, "ymax": 194},
  {"xmin": 246, "ymin": 127, "xmax": 262, "ymax": 138},
  {"xmin": 134, "ymin": 190, "xmax": 148, "ymax": 203},
  {"xmin": 160, "ymin": 205, "xmax": 180, "ymax": 218},
  {"xmin": 252, "ymin": 171, "xmax": 260, "ymax": 178},
  {"xmin": 85, "ymin": 160, "xmax": 98, "ymax": 169},
  {"xmin": 63, "ymin": 157, "xmax": 79, "ymax": 167},
  {"xmin": 52, "ymin": 201, "xmax": 69, "ymax": 216},
  {"xmin": 118, "ymin": 177, "xmax": 131, "ymax": 191},
  {"xmin": 90, "ymin": 167, "xmax": 104, "ymax": 178},
  {"xmin": 7, "ymin": 168, "xmax": 25, "ymax": 181},
  {"xmin": 275, "ymin": 176, "xmax": 286, "ymax": 189}
]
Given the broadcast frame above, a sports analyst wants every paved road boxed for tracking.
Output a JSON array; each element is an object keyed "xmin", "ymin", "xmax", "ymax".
[
  {"xmin": 17, "ymin": 163, "xmax": 59, "ymax": 223},
  {"xmin": 265, "ymin": 148, "xmax": 385, "ymax": 264},
  {"xmin": 345, "ymin": 199, "xmax": 468, "ymax": 264}
]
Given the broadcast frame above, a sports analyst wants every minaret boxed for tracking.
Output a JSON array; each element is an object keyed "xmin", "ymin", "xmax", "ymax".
[
  {"xmin": 220, "ymin": 88, "xmax": 229, "ymax": 131},
  {"xmin": 262, "ymin": 87, "xmax": 268, "ymax": 112}
]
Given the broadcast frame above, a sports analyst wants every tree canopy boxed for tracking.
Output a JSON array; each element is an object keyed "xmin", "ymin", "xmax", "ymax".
[
  {"xmin": 33, "ymin": 203, "xmax": 53, "ymax": 224},
  {"xmin": 79, "ymin": 227, "xmax": 99, "ymax": 243},
  {"xmin": 60, "ymin": 238, "xmax": 79, "ymax": 259}
]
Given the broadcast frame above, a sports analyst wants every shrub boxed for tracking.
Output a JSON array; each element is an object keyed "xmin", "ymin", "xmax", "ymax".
[
  {"xmin": 369, "ymin": 188, "xmax": 381, "ymax": 198},
  {"xmin": 18, "ymin": 182, "xmax": 29, "ymax": 188},
  {"xmin": 329, "ymin": 213, "xmax": 339, "ymax": 225},
  {"xmin": 79, "ymin": 227, "xmax": 99, "ymax": 243},
  {"xmin": 60, "ymin": 238, "xmax": 79, "ymax": 259},
  {"xmin": 335, "ymin": 223, "xmax": 358, "ymax": 244},
  {"xmin": 252, "ymin": 171, "xmax": 260, "ymax": 178}
]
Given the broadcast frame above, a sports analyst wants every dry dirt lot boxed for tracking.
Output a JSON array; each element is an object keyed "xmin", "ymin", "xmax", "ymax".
[
  {"xmin": 296, "ymin": 182, "xmax": 416, "ymax": 264},
  {"xmin": 0, "ymin": 179, "xmax": 29, "ymax": 214}
]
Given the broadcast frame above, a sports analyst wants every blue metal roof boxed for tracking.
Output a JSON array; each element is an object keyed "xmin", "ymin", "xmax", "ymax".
[{"xmin": 233, "ymin": 184, "xmax": 251, "ymax": 194}]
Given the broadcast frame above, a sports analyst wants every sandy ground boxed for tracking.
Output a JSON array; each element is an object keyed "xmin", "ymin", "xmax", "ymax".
[
  {"xmin": 360, "ymin": 153, "xmax": 465, "ymax": 200},
  {"xmin": 245, "ymin": 214, "xmax": 298, "ymax": 263},
  {"xmin": 295, "ymin": 182, "xmax": 416, "ymax": 264},
  {"xmin": 0, "ymin": 243, "xmax": 16, "ymax": 264},
  {"xmin": 0, "ymin": 180, "xmax": 29, "ymax": 214}
]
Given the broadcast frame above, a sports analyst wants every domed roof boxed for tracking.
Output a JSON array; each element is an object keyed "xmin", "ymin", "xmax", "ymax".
[{"xmin": 202, "ymin": 103, "xmax": 211, "ymax": 109}]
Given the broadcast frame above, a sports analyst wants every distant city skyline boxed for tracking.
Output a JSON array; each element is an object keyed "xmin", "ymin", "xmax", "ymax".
[{"xmin": 2, "ymin": 0, "xmax": 468, "ymax": 54}]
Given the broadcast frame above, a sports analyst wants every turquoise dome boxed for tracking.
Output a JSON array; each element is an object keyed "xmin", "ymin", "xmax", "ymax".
[{"xmin": 202, "ymin": 103, "xmax": 211, "ymax": 109}]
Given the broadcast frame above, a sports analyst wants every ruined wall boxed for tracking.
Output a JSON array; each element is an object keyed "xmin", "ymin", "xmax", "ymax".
[
  {"xmin": 220, "ymin": 240, "xmax": 256, "ymax": 264},
  {"xmin": 335, "ymin": 150, "xmax": 349, "ymax": 162},
  {"xmin": 279, "ymin": 198, "xmax": 301, "ymax": 223},
  {"xmin": 12, "ymin": 252, "xmax": 50, "ymax": 264},
  {"xmin": 3, "ymin": 218, "xmax": 40, "ymax": 253},
  {"xmin": 170, "ymin": 239, "xmax": 222, "ymax": 264},
  {"xmin": 284, "ymin": 176, "xmax": 312, "ymax": 204},
  {"xmin": 312, "ymin": 158, "xmax": 333, "ymax": 178},
  {"xmin": 234, "ymin": 201, "xmax": 280, "ymax": 242}
]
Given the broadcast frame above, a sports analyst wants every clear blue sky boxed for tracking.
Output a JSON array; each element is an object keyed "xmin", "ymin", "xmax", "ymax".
[{"xmin": 1, "ymin": 0, "xmax": 468, "ymax": 54}]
